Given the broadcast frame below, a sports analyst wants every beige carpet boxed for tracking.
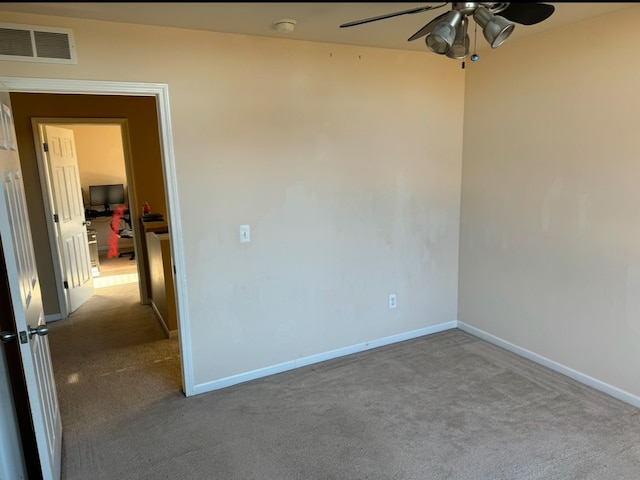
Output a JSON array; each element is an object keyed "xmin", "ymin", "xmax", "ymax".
[
  {"xmin": 92, "ymin": 253, "xmax": 139, "ymax": 288},
  {"xmin": 47, "ymin": 280, "xmax": 182, "ymax": 479},
  {"xmin": 48, "ymin": 306, "xmax": 640, "ymax": 479}
]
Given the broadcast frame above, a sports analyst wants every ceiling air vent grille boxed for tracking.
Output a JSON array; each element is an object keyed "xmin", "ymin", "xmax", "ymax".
[{"xmin": 0, "ymin": 22, "xmax": 76, "ymax": 64}]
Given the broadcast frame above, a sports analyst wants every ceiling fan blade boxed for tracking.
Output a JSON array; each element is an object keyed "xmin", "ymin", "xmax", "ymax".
[
  {"xmin": 340, "ymin": 3, "xmax": 448, "ymax": 28},
  {"xmin": 499, "ymin": 3, "xmax": 555, "ymax": 26},
  {"xmin": 407, "ymin": 11, "xmax": 449, "ymax": 42}
]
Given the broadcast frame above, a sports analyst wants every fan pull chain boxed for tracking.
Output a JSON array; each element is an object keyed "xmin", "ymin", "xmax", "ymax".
[
  {"xmin": 463, "ymin": 18, "xmax": 478, "ymax": 69},
  {"xmin": 471, "ymin": 21, "xmax": 479, "ymax": 62}
]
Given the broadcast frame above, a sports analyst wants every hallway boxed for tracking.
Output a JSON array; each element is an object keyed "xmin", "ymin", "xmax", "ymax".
[{"xmin": 47, "ymin": 259, "xmax": 182, "ymax": 479}]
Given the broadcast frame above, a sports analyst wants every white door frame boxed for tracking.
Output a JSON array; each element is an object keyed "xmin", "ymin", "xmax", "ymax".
[{"xmin": 0, "ymin": 77, "xmax": 194, "ymax": 396}]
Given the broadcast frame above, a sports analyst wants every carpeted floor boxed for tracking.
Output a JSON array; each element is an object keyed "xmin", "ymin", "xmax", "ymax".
[
  {"xmin": 92, "ymin": 254, "xmax": 139, "ymax": 288},
  {"xmin": 48, "ymin": 296, "xmax": 640, "ymax": 480}
]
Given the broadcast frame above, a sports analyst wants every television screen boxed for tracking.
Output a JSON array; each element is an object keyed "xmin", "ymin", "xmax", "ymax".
[{"xmin": 89, "ymin": 184, "xmax": 125, "ymax": 209}]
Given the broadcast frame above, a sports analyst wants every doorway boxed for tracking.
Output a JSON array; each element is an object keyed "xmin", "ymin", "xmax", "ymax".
[
  {"xmin": 11, "ymin": 92, "xmax": 185, "ymax": 380},
  {"xmin": 1, "ymin": 78, "xmax": 194, "ymax": 397},
  {"xmin": 33, "ymin": 120, "xmax": 142, "ymax": 314},
  {"xmin": 0, "ymin": 78, "xmax": 193, "ymax": 480}
]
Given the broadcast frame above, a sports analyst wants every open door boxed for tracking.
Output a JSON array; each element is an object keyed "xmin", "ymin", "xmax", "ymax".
[
  {"xmin": 0, "ymin": 87, "xmax": 62, "ymax": 479},
  {"xmin": 37, "ymin": 124, "xmax": 93, "ymax": 315}
]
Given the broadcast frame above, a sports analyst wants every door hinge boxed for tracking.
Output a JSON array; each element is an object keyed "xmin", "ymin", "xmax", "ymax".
[
  {"xmin": 43, "ymin": 142, "xmax": 49, "ymax": 153},
  {"xmin": 53, "ymin": 214, "xmax": 59, "ymax": 223},
  {"xmin": 63, "ymin": 280, "xmax": 69, "ymax": 289}
]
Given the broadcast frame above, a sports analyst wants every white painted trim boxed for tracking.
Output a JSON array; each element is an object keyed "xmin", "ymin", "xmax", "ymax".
[
  {"xmin": 44, "ymin": 313, "xmax": 62, "ymax": 323},
  {"xmin": 193, "ymin": 321, "xmax": 458, "ymax": 395},
  {"xmin": 150, "ymin": 299, "xmax": 177, "ymax": 339},
  {"xmin": 0, "ymin": 76, "xmax": 194, "ymax": 397},
  {"xmin": 150, "ymin": 300, "xmax": 170, "ymax": 338},
  {"xmin": 153, "ymin": 80, "xmax": 193, "ymax": 395},
  {"xmin": 457, "ymin": 321, "xmax": 640, "ymax": 409},
  {"xmin": 1, "ymin": 77, "xmax": 166, "ymax": 96}
]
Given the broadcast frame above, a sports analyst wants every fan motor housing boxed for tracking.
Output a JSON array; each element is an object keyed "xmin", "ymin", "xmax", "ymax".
[{"xmin": 453, "ymin": 2, "xmax": 510, "ymax": 16}]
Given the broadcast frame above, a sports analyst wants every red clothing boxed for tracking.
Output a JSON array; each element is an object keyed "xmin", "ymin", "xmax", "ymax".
[{"xmin": 107, "ymin": 205, "xmax": 127, "ymax": 259}]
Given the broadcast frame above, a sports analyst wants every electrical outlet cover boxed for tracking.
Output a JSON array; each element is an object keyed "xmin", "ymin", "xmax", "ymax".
[{"xmin": 389, "ymin": 293, "xmax": 397, "ymax": 309}]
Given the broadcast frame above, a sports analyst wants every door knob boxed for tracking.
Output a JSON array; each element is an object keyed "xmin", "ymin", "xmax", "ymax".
[
  {"xmin": 0, "ymin": 331, "xmax": 17, "ymax": 343},
  {"xmin": 83, "ymin": 221, "xmax": 91, "ymax": 226},
  {"xmin": 28, "ymin": 325, "xmax": 49, "ymax": 339}
]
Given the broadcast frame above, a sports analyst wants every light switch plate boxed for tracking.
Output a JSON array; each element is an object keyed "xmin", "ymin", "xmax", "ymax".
[{"xmin": 240, "ymin": 224, "xmax": 251, "ymax": 243}]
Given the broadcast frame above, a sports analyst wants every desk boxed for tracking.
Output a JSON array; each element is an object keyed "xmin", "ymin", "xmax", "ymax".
[
  {"xmin": 85, "ymin": 208, "xmax": 130, "ymax": 218},
  {"xmin": 85, "ymin": 208, "xmax": 131, "ymax": 227},
  {"xmin": 84, "ymin": 208, "xmax": 132, "ymax": 254}
]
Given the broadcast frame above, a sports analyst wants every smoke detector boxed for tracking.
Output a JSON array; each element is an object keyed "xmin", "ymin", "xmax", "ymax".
[{"xmin": 274, "ymin": 19, "xmax": 297, "ymax": 34}]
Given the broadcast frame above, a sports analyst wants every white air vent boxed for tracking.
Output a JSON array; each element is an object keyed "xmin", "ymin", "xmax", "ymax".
[{"xmin": 0, "ymin": 22, "xmax": 76, "ymax": 64}]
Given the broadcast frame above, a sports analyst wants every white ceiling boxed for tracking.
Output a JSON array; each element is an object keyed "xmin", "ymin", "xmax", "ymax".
[{"xmin": 0, "ymin": 2, "xmax": 635, "ymax": 53}]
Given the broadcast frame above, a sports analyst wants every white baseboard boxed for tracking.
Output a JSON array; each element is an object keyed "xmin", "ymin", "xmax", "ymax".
[
  {"xmin": 150, "ymin": 300, "xmax": 177, "ymax": 339},
  {"xmin": 193, "ymin": 321, "xmax": 458, "ymax": 395},
  {"xmin": 457, "ymin": 321, "xmax": 640, "ymax": 409},
  {"xmin": 45, "ymin": 313, "xmax": 63, "ymax": 323}
]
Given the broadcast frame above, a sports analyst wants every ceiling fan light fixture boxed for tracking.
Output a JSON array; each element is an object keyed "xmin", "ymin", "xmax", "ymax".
[
  {"xmin": 446, "ymin": 17, "xmax": 469, "ymax": 60},
  {"xmin": 473, "ymin": 6, "xmax": 515, "ymax": 49},
  {"xmin": 340, "ymin": 2, "xmax": 556, "ymax": 61},
  {"xmin": 425, "ymin": 9, "xmax": 462, "ymax": 55}
]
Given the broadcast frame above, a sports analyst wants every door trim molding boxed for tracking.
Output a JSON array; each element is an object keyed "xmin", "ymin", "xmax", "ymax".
[{"xmin": 0, "ymin": 77, "xmax": 195, "ymax": 396}]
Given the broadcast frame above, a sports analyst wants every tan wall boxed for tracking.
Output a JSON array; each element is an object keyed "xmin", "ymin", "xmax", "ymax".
[
  {"xmin": 70, "ymin": 124, "xmax": 127, "ymax": 200},
  {"xmin": 459, "ymin": 6, "xmax": 640, "ymax": 398},
  {"xmin": 147, "ymin": 231, "xmax": 177, "ymax": 334},
  {"xmin": 0, "ymin": 11, "xmax": 464, "ymax": 388},
  {"xmin": 11, "ymin": 93, "xmax": 167, "ymax": 314}
]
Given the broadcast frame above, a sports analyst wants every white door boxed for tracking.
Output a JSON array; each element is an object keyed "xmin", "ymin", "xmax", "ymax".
[
  {"xmin": 0, "ymin": 88, "xmax": 62, "ymax": 478},
  {"xmin": 39, "ymin": 124, "xmax": 93, "ymax": 313}
]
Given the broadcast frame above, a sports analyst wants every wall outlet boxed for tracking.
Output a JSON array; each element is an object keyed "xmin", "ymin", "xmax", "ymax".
[{"xmin": 389, "ymin": 293, "xmax": 397, "ymax": 309}]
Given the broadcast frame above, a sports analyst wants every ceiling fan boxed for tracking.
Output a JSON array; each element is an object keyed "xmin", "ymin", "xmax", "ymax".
[{"xmin": 340, "ymin": 3, "xmax": 555, "ymax": 61}]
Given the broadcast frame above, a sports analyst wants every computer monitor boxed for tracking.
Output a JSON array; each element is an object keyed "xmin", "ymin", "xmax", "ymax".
[{"xmin": 89, "ymin": 184, "xmax": 126, "ymax": 211}]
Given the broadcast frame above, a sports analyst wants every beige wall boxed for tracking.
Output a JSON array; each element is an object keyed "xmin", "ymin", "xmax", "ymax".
[
  {"xmin": 70, "ymin": 124, "xmax": 127, "ymax": 200},
  {"xmin": 460, "ymin": 6, "xmax": 640, "ymax": 399},
  {"xmin": 0, "ymin": 12, "xmax": 464, "ymax": 388}
]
